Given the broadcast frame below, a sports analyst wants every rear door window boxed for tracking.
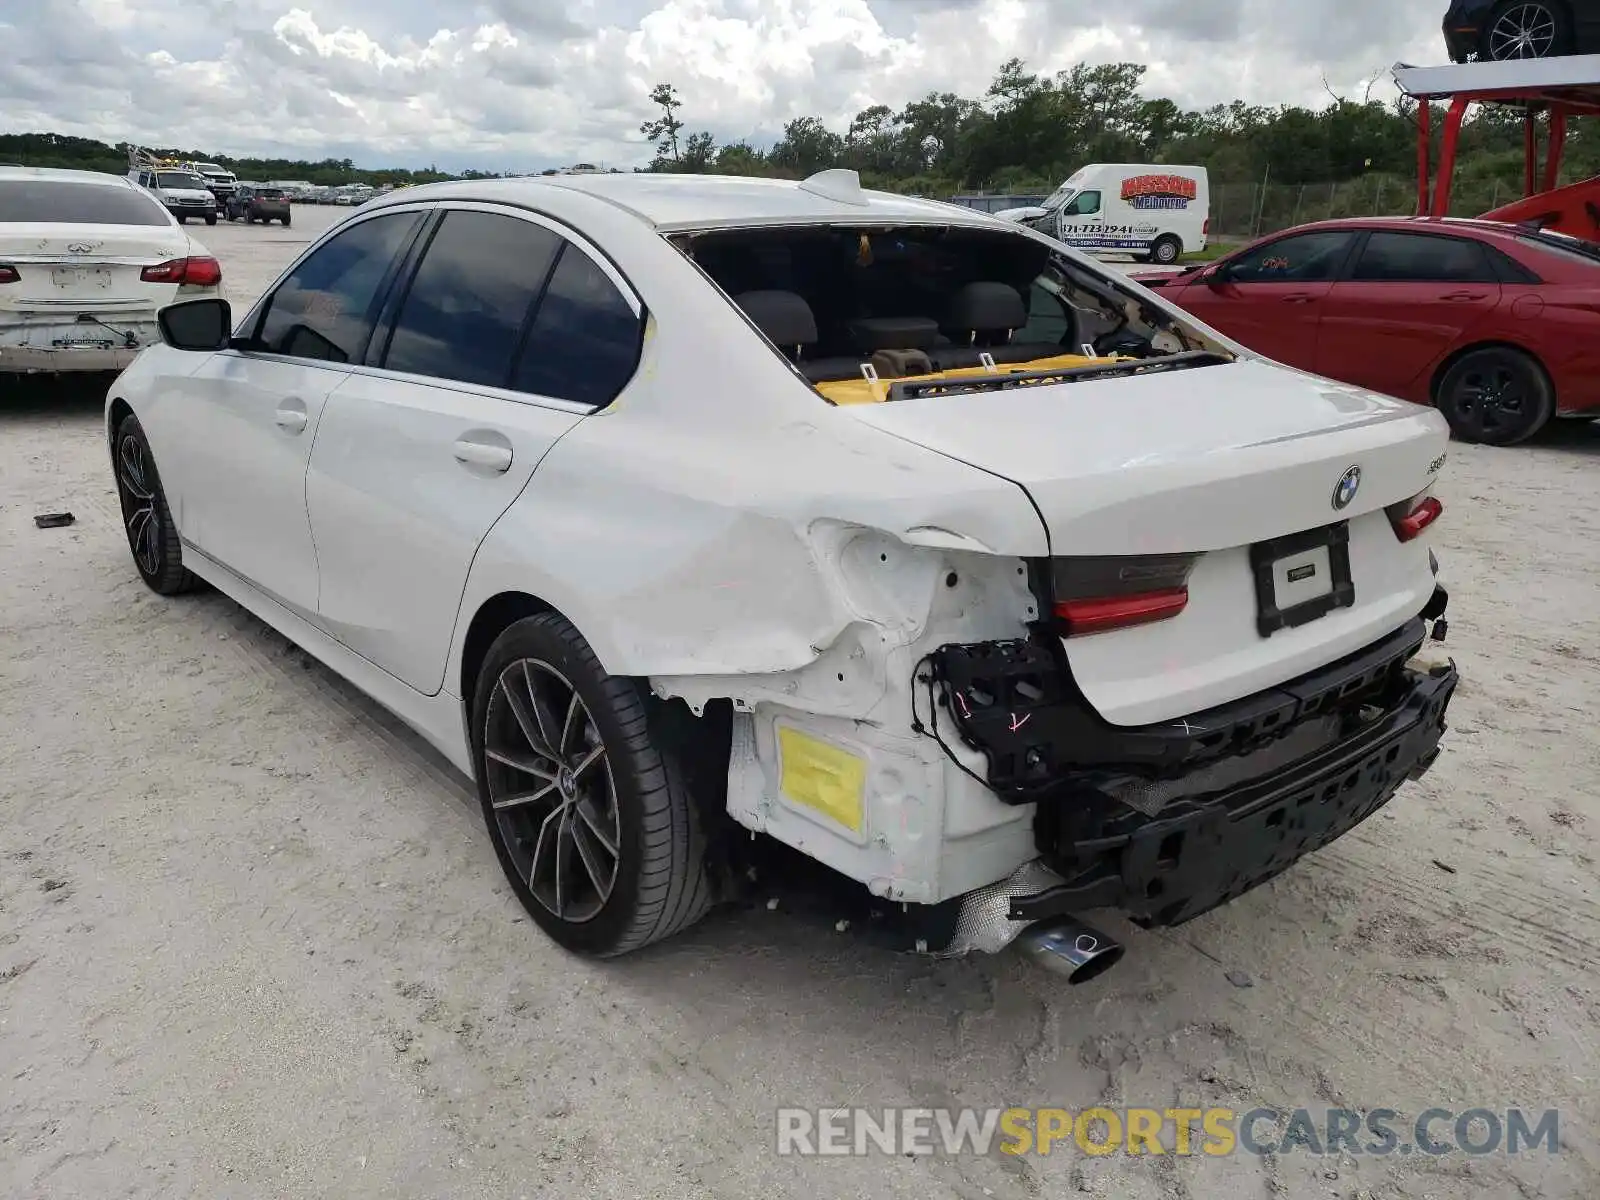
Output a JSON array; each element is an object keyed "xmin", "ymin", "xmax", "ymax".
[
  {"xmin": 255, "ymin": 211, "xmax": 424, "ymax": 363},
  {"xmin": 1224, "ymin": 231, "xmax": 1357, "ymax": 283},
  {"xmin": 511, "ymin": 242, "xmax": 644, "ymax": 408},
  {"xmin": 1350, "ymin": 232, "xmax": 1499, "ymax": 282},
  {"xmin": 380, "ymin": 210, "xmax": 562, "ymax": 388}
]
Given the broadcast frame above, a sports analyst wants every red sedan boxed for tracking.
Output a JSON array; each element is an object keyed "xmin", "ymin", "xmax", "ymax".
[{"xmin": 1131, "ymin": 217, "xmax": 1600, "ymax": 445}]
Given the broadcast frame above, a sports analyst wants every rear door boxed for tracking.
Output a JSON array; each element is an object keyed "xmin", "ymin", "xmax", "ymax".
[
  {"xmin": 1164, "ymin": 229, "xmax": 1359, "ymax": 367},
  {"xmin": 304, "ymin": 203, "xmax": 645, "ymax": 695},
  {"xmin": 1314, "ymin": 229, "xmax": 1503, "ymax": 398}
]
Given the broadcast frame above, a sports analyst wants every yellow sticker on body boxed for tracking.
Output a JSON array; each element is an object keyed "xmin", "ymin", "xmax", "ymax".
[{"xmin": 777, "ymin": 727, "xmax": 866, "ymax": 833}]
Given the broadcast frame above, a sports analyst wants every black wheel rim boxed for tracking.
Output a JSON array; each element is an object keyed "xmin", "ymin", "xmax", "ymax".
[
  {"xmin": 484, "ymin": 659, "xmax": 622, "ymax": 924},
  {"xmin": 1489, "ymin": 3, "xmax": 1555, "ymax": 58},
  {"xmin": 115, "ymin": 434, "xmax": 162, "ymax": 577},
  {"xmin": 1452, "ymin": 361, "xmax": 1529, "ymax": 440}
]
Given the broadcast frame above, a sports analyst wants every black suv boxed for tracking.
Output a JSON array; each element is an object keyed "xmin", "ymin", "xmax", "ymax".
[
  {"xmin": 1445, "ymin": 0, "xmax": 1600, "ymax": 61},
  {"xmin": 226, "ymin": 184, "xmax": 292, "ymax": 226}
]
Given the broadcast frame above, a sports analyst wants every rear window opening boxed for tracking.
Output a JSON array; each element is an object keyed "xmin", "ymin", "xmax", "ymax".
[{"xmin": 669, "ymin": 223, "xmax": 1234, "ymax": 403}]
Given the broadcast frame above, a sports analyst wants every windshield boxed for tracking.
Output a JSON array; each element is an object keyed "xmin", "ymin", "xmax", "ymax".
[
  {"xmin": 1040, "ymin": 185, "xmax": 1074, "ymax": 213},
  {"xmin": 194, "ymin": 163, "xmax": 228, "ymax": 175},
  {"xmin": 156, "ymin": 172, "xmax": 206, "ymax": 189},
  {"xmin": 0, "ymin": 180, "xmax": 170, "ymax": 225}
]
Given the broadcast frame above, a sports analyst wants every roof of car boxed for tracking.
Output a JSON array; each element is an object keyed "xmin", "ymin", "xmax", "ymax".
[
  {"xmin": 1274, "ymin": 215, "xmax": 1539, "ymax": 240},
  {"xmin": 365, "ymin": 170, "xmax": 1000, "ymax": 232},
  {"xmin": 0, "ymin": 165, "xmax": 136, "ymax": 188}
]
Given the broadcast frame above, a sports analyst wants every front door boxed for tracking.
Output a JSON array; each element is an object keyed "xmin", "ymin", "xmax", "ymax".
[
  {"xmin": 305, "ymin": 206, "xmax": 646, "ymax": 695},
  {"xmin": 172, "ymin": 207, "xmax": 427, "ymax": 617},
  {"xmin": 1053, "ymin": 189, "xmax": 1105, "ymax": 252},
  {"xmin": 1165, "ymin": 229, "xmax": 1360, "ymax": 368}
]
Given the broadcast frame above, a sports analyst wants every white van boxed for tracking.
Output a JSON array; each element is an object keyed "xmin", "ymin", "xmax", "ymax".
[{"xmin": 996, "ymin": 164, "xmax": 1209, "ymax": 265}]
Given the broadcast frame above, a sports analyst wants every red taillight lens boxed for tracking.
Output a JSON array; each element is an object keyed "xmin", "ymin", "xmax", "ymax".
[
  {"xmin": 1202, "ymin": 218, "xmax": 1210, "ymax": 236},
  {"xmin": 1050, "ymin": 553, "xmax": 1199, "ymax": 637},
  {"xmin": 140, "ymin": 256, "xmax": 222, "ymax": 286},
  {"xmin": 0, "ymin": 264, "xmax": 18, "ymax": 284},
  {"xmin": 1388, "ymin": 494, "xmax": 1443, "ymax": 542},
  {"xmin": 183, "ymin": 256, "xmax": 222, "ymax": 286}
]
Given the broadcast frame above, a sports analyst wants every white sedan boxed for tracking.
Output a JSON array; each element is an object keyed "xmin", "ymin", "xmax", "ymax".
[
  {"xmin": 105, "ymin": 170, "xmax": 1458, "ymax": 978},
  {"xmin": 1, "ymin": 166, "xmax": 222, "ymax": 374}
]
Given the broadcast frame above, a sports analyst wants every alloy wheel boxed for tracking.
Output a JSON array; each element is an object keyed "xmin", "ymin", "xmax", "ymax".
[
  {"xmin": 116, "ymin": 433, "xmax": 162, "ymax": 577},
  {"xmin": 1453, "ymin": 363, "xmax": 1527, "ymax": 440},
  {"xmin": 1488, "ymin": 3, "xmax": 1557, "ymax": 59},
  {"xmin": 483, "ymin": 659, "xmax": 622, "ymax": 924}
]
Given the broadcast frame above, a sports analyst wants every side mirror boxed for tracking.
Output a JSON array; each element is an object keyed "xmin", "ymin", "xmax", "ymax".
[
  {"xmin": 1202, "ymin": 264, "xmax": 1230, "ymax": 288},
  {"xmin": 158, "ymin": 297, "xmax": 232, "ymax": 352}
]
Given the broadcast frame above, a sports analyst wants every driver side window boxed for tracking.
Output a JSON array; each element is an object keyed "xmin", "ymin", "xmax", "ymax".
[
  {"xmin": 254, "ymin": 211, "xmax": 423, "ymax": 363},
  {"xmin": 1065, "ymin": 190, "xmax": 1101, "ymax": 216},
  {"xmin": 1223, "ymin": 231, "xmax": 1356, "ymax": 284}
]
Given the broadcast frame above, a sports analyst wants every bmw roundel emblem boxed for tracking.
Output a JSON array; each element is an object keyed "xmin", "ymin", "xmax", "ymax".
[{"xmin": 1332, "ymin": 465, "xmax": 1361, "ymax": 510}]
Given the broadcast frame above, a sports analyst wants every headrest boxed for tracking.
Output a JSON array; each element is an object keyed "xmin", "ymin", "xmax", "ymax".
[
  {"xmin": 944, "ymin": 281, "xmax": 1027, "ymax": 333},
  {"xmin": 846, "ymin": 315, "xmax": 940, "ymax": 352},
  {"xmin": 732, "ymin": 290, "xmax": 816, "ymax": 347}
]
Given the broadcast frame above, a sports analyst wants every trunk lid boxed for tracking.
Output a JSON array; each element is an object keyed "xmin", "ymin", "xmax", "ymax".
[
  {"xmin": 0, "ymin": 223, "xmax": 189, "ymax": 310},
  {"xmin": 844, "ymin": 358, "xmax": 1450, "ymax": 725}
]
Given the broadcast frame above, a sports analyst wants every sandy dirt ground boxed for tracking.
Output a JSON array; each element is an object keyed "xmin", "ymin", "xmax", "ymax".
[{"xmin": 2, "ymin": 206, "xmax": 1598, "ymax": 1200}]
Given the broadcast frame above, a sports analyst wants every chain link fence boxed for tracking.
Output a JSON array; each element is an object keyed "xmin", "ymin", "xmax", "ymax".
[
  {"xmin": 1208, "ymin": 173, "xmax": 1530, "ymax": 242},
  {"xmin": 950, "ymin": 172, "xmax": 1535, "ymax": 246}
]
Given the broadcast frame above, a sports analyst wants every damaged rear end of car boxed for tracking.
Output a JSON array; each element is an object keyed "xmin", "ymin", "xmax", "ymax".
[{"xmin": 644, "ymin": 203, "xmax": 1458, "ymax": 979}]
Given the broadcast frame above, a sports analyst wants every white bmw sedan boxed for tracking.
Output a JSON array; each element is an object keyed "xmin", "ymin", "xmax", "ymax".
[
  {"xmin": 106, "ymin": 170, "xmax": 1457, "ymax": 978},
  {"xmin": 1, "ymin": 166, "xmax": 222, "ymax": 374}
]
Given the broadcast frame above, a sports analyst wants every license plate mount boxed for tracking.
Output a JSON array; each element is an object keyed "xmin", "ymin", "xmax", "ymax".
[
  {"xmin": 52, "ymin": 267, "xmax": 112, "ymax": 291},
  {"xmin": 1249, "ymin": 522, "xmax": 1354, "ymax": 638}
]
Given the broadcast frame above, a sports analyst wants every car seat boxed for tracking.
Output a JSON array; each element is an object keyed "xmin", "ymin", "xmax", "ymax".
[
  {"xmin": 929, "ymin": 281, "xmax": 1062, "ymax": 370},
  {"xmin": 731, "ymin": 290, "xmax": 868, "ymax": 383}
]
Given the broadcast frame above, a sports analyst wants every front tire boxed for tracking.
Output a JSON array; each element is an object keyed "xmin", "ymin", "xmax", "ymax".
[
  {"xmin": 1434, "ymin": 346, "xmax": 1554, "ymax": 445},
  {"xmin": 471, "ymin": 613, "xmax": 713, "ymax": 957},
  {"xmin": 112, "ymin": 414, "xmax": 199, "ymax": 595},
  {"xmin": 1483, "ymin": 0, "xmax": 1571, "ymax": 59},
  {"xmin": 1148, "ymin": 234, "xmax": 1182, "ymax": 265},
  {"xmin": 204, "ymin": 213, "xmax": 217, "ymax": 226}
]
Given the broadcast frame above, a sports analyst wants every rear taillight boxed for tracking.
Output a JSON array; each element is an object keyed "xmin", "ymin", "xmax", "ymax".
[
  {"xmin": 0, "ymin": 264, "xmax": 18, "ymax": 284},
  {"xmin": 1050, "ymin": 553, "xmax": 1200, "ymax": 636},
  {"xmin": 1386, "ymin": 492, "xmax": 1443, "ymax": 543},
  {"xmin": 141, "ymin": 256, "xmax": 222, "ymax": 286},
  {"xmin": 1202, "ymin": 218, "xmax": 1210, "ymax": 236}
]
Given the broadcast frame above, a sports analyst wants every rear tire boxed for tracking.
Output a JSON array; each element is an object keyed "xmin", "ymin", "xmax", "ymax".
[
  {"xmin": 281, "ymin": 214, "xmax": 291, "ymax": 226},
  {"xmin": 1482, "ymin": 0, "xmax": 1571, "ymax": 59},
  {"xmin": 1434, "ymin": 346, "xmax": 1554, "ymax": 445},
  {"xmin": 471, "ymin": 613, "xmax": 713, "ymax": 957},
  {"xmin": 1148, "ymin": 235, "xmax": 1182, "ymax": 265},
  {"xmin": 112, "ymin": 414, "xmax": 199, "ymax": 596}
]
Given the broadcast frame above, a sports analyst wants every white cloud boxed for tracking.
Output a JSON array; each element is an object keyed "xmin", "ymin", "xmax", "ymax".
[{"xmin": 0, "ymin": 0, "xmax": 1446, "ymax": 171}]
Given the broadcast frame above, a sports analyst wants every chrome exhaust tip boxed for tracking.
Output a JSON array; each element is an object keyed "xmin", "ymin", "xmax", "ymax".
[{"xmin": 1014, "ymin": 917, "xmax": 1124, "ymax": 984}]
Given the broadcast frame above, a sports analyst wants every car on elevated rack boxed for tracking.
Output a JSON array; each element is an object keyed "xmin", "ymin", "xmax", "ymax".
[
  {"xmin": 103, "ymin": 169, "xmax": 1456, "ymax": 979},
  {"xmin": 1444, "ymin": 0, "xmax": 1600, "ymax": 61},
  {"xmin": 1, "ymin": 166, "xmax": 222, "ymax": 374},
  {"xmin": 1129, "ymin": 215, "xmax": 1600, "ymax": 444}
]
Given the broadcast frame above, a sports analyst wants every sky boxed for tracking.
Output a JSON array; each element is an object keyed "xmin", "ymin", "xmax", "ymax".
[{"xmin": 0, "ymin": 0, "xmax": 1447, "ymax": 172}]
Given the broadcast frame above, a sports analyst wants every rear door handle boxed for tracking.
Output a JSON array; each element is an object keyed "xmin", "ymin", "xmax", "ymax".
[
  {"xmin": 1281, "ymin": 293, "xmax": 1317, "ymax": 303},
  {"xmin": 453, "ymin": 437, "xmax": 513, "ymax": 473},
  {"xmin": 1441, "ymin": 291, "xmax": 1488, "ymax": 301}
]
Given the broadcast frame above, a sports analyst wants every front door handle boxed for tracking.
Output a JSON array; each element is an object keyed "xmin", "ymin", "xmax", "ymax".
[
  {"xmin": 1281, "ymin": 293, "xmax": 1317, "ymax": 303},
  {"xmin": 453, "ymin": 437, "xmax": 513, "ymax": 473},
  {"xmin": 274, "ymin": 400, "xmax": 308, "ymax": 434},
  {"xmin": 1441, "ymin": 291, "xmax": 1488, "ymax": 301}
]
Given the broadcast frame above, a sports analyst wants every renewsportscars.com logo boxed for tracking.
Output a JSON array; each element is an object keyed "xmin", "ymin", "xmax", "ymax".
[{"xmin": 775, "ymin": 1106, "xmax": 1561, "ymax": 1158}]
